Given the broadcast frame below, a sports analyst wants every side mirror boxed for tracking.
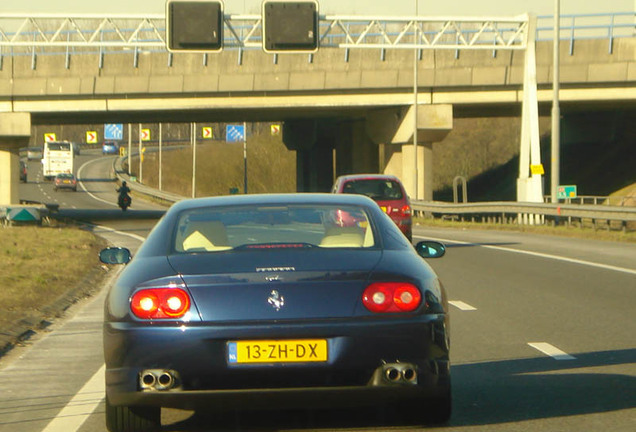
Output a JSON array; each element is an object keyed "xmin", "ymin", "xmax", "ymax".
[
  {"xmin": 99, "ymin": 247, "xmax": 132, "ymax": 265},
  {"xmin": 415, "ymin": 241, "xmax": 446, "ymax": 258}
]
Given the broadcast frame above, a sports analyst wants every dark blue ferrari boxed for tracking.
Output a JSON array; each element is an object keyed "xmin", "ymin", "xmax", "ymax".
[{"xmin": 99, "ymin": 193, "xmax": 450, "ymax": 432}]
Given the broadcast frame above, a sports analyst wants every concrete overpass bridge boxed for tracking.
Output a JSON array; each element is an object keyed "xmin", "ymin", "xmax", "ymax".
[{"xmin": 0, "ymin": 11, "xmax": 634, "ymax": 205}]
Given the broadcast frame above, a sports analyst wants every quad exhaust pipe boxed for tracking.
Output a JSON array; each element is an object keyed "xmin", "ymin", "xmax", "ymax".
[
  {"xmin": 370, "ymin": 362, "xmax": 418, "ymax": 386},
  {"xmin": 140, "ymin": 369, "xmax": 179, "ymax": 391},
  {"xmin": 384, "ymin": 365, "xmax": 417, "ymax": 383}
]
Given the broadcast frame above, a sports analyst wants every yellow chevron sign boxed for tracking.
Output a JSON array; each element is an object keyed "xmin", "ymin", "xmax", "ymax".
[
  {"xmin": 86, "ymin": 131, "xmax": 98, "ymax": 144},
  {"xmin": 44, "ymin": 133, "xmax": 57, "ymax": 142}
]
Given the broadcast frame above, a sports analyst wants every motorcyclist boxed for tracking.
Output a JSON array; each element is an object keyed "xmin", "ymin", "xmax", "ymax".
[{"xmin": 116, "ymin": 181, "xmax": 132, "ymax": 208}]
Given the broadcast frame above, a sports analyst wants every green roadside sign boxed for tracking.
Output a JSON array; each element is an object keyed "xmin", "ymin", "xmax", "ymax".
[{"xmin": 557, "ymin": 185, "xmax": 577, "ymax": 199}]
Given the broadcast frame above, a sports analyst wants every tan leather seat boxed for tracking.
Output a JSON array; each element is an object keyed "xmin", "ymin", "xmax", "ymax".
[
  {"xmin": 180, "ymin": 221, "xmax": 231, "ymax": 252},
  {"xmin": 320, "ymin": 226, "xmax": 373, "ymax": 248}
]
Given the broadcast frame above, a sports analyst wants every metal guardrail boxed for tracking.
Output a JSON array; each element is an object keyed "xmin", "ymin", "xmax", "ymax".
[
  {"xmin": 544, "ymin": 195, "xmax": 636, "ymax": 206},
  {"xmin": 411, "ymin": 200, "xmax": 636, "ymax": 224}
]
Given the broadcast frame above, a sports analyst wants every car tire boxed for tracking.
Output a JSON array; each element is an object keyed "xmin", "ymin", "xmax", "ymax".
[{"xmin": 105, "ymin": 396, "xmax": 160, "ymax": 432}]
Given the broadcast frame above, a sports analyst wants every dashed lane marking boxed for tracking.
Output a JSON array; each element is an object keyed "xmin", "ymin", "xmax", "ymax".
[
  {"xmin": 449, "ymin": 300, "xmax": 477, "ymax": 311},
  {"xmin": 528, "ymin": 342, "xmax": 576, "ymax": 360}
]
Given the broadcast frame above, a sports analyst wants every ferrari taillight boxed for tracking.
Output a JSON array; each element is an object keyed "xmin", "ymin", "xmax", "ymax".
[
  {"xmin": 131, "ymin": 288, "xmax": 191, "ymax": 319},
  {"xmin": 362, "ymin": 282, "xmax": 421, "ymax": 313}
]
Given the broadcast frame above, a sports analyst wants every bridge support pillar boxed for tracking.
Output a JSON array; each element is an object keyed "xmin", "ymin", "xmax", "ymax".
[
  {"xmin": 334, "ymin": 120, "xmax": 379, "ymax": 177},
  {"xmin": 283, "ymin": 120, "xmax": 336, "ymax": 192},
  {"xmin": 517, "ymin": 14, "xmax": 543, "ymax": 204},
  {"xmin": 0, "ymin": 113, "xmax": 31, "ymax": 205},
  {"xmin": 368, "ymin": 105, "xmax": 452, "ymax": 201}
]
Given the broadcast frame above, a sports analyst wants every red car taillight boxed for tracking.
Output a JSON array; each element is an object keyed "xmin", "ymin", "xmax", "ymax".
[
  {"xmin": 130, "ymin": 288, "xmax": 191, "ymax": 319},
  {"xmin": 362, "ymin": 282, "xmax": 421, "ymax": 313},
  {"xmin": 400, "ymin": 205, "xmax": 411, "ymax": 216}
]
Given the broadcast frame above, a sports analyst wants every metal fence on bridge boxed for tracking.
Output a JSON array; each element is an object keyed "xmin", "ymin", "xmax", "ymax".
[{"xmin": 0, "ymin": 12, "xmax": 633, "ymax": 61}]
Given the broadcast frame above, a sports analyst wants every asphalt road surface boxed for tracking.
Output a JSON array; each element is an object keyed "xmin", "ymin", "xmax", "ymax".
[{"xmin": 2, "ymin": 152, "xmax": 634, "ymax": 431}]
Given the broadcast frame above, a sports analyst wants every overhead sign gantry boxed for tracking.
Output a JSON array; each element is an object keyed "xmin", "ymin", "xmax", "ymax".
[{"xmin": 166, "ymin": 0, "xmax": 319, "ymax": 53}]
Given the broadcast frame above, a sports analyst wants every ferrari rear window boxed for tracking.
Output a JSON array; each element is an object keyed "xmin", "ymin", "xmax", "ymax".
[{"xmin": 173, "ymin": 204, "xmax": 376, "ymax": 253}]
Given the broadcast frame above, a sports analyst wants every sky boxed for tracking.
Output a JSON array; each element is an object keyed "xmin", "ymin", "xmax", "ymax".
[{"xmin": 2, "ymin": 0, "xmax": 634, "ymax": 16}]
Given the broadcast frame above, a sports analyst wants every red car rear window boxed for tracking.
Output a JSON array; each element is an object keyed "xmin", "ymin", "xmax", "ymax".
[{"xmin": 342, "ymin": 179, "xmax": 403, "ymax": 201}]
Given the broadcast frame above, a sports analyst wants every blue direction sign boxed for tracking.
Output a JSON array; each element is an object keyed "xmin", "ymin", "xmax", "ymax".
[
  {"xmin": 226, "ymin": 125, "xmax": 245, "ymax": 142},
  {"xmin": 104, "ymin": 123, "xmax": 124, "ymax": 140}
]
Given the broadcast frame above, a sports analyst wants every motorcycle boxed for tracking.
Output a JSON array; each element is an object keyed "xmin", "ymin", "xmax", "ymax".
[{"xmin": 118, "ymin": 194, "xmax": 132, "ymax": 211}]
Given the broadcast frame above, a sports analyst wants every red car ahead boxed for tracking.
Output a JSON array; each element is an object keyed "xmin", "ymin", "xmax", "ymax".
[{"xmin": 332, "ymin": 174, "xmax": 412, "ymax": 241}]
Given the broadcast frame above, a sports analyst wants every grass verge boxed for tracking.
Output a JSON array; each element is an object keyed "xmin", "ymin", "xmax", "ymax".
[
  {"xmin": 0, "ymin": 224, "xmax": 109, "ymax": 353},
  {"xmin": 129, "ymin": 134, "xmax": 296, "ymax": 197}
]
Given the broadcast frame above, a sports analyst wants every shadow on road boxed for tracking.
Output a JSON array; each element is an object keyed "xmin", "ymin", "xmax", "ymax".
[
  {"xmin": 55, "ymin": 209, "xmax": 165, "ymax": 221},
  {"xmin": 77, "ymin": 177, "xmax": 117, "ymax": 183},
  {"xmin": 449, "ymin": 348, "xmax": 636, "ymax": 427},
  {"xmin": 157, "ymin": 348, "xmax": 636, "ymax": 431}
]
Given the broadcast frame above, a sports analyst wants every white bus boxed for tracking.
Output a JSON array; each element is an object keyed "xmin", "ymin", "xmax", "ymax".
[{"xmin": 42, "ymin": 141, "xmax": 74, "ymax": 180}]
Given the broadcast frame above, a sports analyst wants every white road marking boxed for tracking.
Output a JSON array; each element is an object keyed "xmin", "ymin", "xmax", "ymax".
[
  {"xmin": 90, "ymin": 223, "xmax": 146, "ymax": 242},
  {"xmin": 77, "ymin": 158, "xmax": 119, "ymax": 207},
  {"xmin": 41, "ymin": 364, "xmax": 105, "ymax": 432},
  {"xmin": 416, "ymin": 235, "xmax": 636, "ymax": 276},
  {"xmin": 528, "ymin": 342, "xmax": 576, "ymax": 360},
  {"xmin": 43, "ymin": 225, "xmax": 145, "ymax": 431},
  {"xmin": 449, "ymin": 300, "xmax": 477, "ymax": 311}
]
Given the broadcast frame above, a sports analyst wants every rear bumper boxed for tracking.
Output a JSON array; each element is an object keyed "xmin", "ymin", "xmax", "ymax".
[
  {"xmin": 108, "ymin": 380, "xmax": 450, "ymax": 411},
  {"xmin": 105, "ymin": 316, "xmax": 450, "ymax": 409}
]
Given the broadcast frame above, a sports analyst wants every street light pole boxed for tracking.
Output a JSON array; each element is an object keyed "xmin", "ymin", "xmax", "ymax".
[
  {"xmin": 192, "ymin": 122, "xmax": 197, "ymax": 198},
  {"xmin": 413, "ymin": 0, "xmax": 419, "ymax": 199},
  {"xmin": 159, "ymin": 122, "xmax": 163, "ymax": 191},
  {"xmin": 127, "ymin": 124, "xmax": 132, "ymax": 176},
  {"xmin": 138, "ymin": 123, "xmax": 142, "ymax": 183},
  {"xmin": 551, "ymin": 0, "xmax": 560, "ymax": 203},
  {"xmin": 243, "ymin": 121, "xmax": 248, "ymax": 194}
]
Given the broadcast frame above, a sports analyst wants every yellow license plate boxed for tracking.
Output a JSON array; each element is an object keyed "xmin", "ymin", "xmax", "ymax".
[{"xmin": 228, "ymin": 339, "xmax": 328, "ymax": 364}]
